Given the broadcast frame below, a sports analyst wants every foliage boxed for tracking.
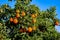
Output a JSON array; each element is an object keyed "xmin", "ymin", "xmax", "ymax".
[{"xmin": 0, "ymin": 0, "xmax": 60, "ymax": 40}]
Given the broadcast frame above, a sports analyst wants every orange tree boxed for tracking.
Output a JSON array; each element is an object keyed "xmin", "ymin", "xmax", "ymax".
[{"xmin": 0, "ymin": 0, "xmax": 60, "ymax": 40}]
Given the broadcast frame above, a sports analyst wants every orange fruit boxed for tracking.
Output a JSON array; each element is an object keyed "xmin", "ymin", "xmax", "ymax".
[
  {"xmin": 13, "ymin": 18, "xmax": 18, "ymax": 24},
  {"xmin": 31, "ymin": 14, "xmax": 36, "ymax": 18},
  {"xmin": 32, "ymin": 26, "xmax": 36, "ymax": 31},
  {"xmin": 28, "ymin": 27, "xmax": 32, "ymax": 33},
  {"xmin": 32, "ymin": 19, "xmax": 36, "ymax": 23},
  {"xmin": 55, "ymin": 21, "xmax": 59, "ymax": 25},
  {"xmin": 20, "ymin": 29, "xmax": 23, "ymax": 33},
  {"xmin": 35, "ymin": 13, "xmax": 38, "ymax": 17},
  {"xmin": 20, "ymin": 28, "xmax": 26, "ymax": 33},
  {"xmin": 16, "ymin": 13, "xmax": 20, "ymax": 18},
  {"xmin": 10, "ymin": 17, "xmax": 13, "ymax": 22},
  {"xmin": 21, "ymin": 11, "xmax": 26, "ymax": 16},
  {"xmin": 16, "ymin": 9, "xmax": 20, "ymax": 13}
]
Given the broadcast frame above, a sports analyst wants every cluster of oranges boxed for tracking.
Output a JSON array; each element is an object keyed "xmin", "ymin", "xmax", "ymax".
[
  {"xmin": 10, "ymin": 9, "xmax": 38, "ymax": 24},
  {"xmin": 15, "ymin": 9, "xmax": 26, "ymax": 17},
  {"xmin": 10, "ymin": 17, "xmax": 18, "ymax": 24},
  {"xmin": 9, "ymin": 9, "xmax": 37, "ymax": 33},
  {"xmin": 20, "ymin": 26, "xmax": 37, "ymax": 33},
  {"xmin": 31, "ymin": 13, "xmax": 38, "ymax": 23},
  {"xmin": 10, "ymin": 9, "xmax": 26, "ymax": 24},
  {"xmin": 9, "ymin": 9, "xmax": 59, "ymax": 33},
  {"xmin": 9, "ymin": 9, "xmax": 19, "ymax": 24}
]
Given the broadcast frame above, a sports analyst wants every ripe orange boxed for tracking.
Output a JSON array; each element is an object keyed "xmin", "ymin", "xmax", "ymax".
[
  {"xmin": 55, "ymin": 21, "xmax": 59, "ymax": 25},
  {"xmin": 13, "ymin": 18, "xmax": 18, "ymax": 24},
  {"xmin": 32, "ymin": 26, "xmax": 36, "ymax": 31},
  {"xmin": 28, "ymin": 27, "xmax": 32, "ymax": 33},
  {"xmin": 16, "ymin": 13, "xmax": 20, "ymax": 18},
  {"xmin": 21, "ymin": 11, "xmax": 26, "ymax": 16},
  {"xmin": 32, "ymin": 19, "xmax": 36, "ymax": 23},
  {"xmin": 16, "ymin": 9, "xmax": 20, "ymax": 13},
  {"xmin": 31, "ymin": 14, "xmax": 36, "ymax": 18},
  {"xmin": 10, "ymin": 17, "xmax": 13, "ymax": 22}
]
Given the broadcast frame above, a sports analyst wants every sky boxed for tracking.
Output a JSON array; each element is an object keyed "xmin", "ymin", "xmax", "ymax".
[{"xmin": 0, "ymin": 0, "xmax": 60, "ymax": 32}]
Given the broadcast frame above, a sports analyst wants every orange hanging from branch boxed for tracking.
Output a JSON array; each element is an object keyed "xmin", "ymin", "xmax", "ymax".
[
  {"xmin": 16, "ymin": 13, "xmax": 20, "ymax": 18},
  {"xmin": 16, "ymin": 9, "xmax": 20, "ymax": 13},
  {"xmin": 20, "ymin": 28, "xmax": 23, "ymax": 33},
  {"xmin": 10, "ymin": 17, "xmax": 13, "ymax": 22},
  {"xmin": 31, "ymin": 14, "xmax": 36, "ymax": 18},
  {"xmin": 32, "ymin": 19, "xmax": 36, "ymax": 23},
  {"xmin": 27, "ymin": 27, "xmax": 32, "ymax": 33},
  {"xmin": 13, "ymin": 18, "xmax": 18, "ymax": 24},
  {"xmin": 32, "ymin": 26, "xmax": 36, "ymax": 31},
  {"xmin": 20, "ymin": 28, "xmax": 26, "ymax": 33},
  {"xmin": 21, "ymin": 11, "xmax": 26, "ymax": 16}
]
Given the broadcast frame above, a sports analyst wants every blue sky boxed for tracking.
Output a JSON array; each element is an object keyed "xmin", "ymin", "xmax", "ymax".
[{"xmin": 0, "ymin": 0, "xmax": 60, "ymax": 32}]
